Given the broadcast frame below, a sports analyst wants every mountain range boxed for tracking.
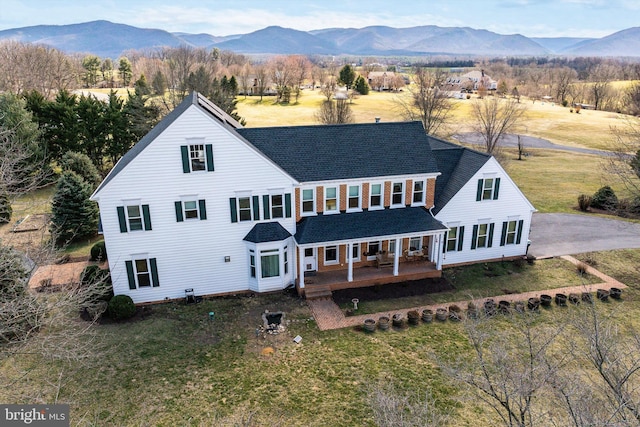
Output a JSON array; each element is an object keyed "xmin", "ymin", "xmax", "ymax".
[{"xmin": 1, "ymin": 20, "xmax": 639, "ymax": 59}]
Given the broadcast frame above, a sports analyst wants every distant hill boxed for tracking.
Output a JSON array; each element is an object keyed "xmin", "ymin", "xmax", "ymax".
[
  {"xmin": 0, "ymin": 20, "xmax": 638, "ymax": 58},
  {"xmin": 561, "ymin": 27, "xmax": 640, "ymax": 57}
]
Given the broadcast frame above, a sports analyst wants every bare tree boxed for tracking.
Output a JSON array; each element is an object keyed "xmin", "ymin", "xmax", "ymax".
[
  {"xmin": 604, "ymin": 118, "xmax": 640, "ymax": 203},
  {"xmin": 625, "ymin": 82, "xmax": 640, "ymax": 116},
  {"xmin": 396, "ymin": 68, "xmax": 454, "ymax": 136},
  {"xmin": 589, "ymin": 64, "xmax": 617, "ymax": 110},
  {"xmin": 253, "ymin": 63, "xmax": 270, "ymax": 102},
  {"xmin": 550, "ymin": 66, "xmax": 577, "ymax": 104},
  {"xmin": 471, "ymin": 97, "xmax": 527, "ymax": 154},
  {"xmin": 268, "ymin": 56, "xmax": 296, "ymax": 103},
  {"xmin": 315, "ymin": 97, "xmax": 353, "ymax": 124},
  {"xmin": 368, "ymin": 382, "xmax": 449, "ymax": 427}
]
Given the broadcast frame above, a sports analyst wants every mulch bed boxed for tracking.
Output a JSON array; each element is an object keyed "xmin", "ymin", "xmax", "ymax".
[{"xmin": 332, "ymin": 277, "xmax": 454, "ymax": 305}]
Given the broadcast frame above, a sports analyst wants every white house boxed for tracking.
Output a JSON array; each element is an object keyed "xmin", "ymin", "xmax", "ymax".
[{"xmin": 91, "ymin": 92, "xmax": 534, "ymax": 304}]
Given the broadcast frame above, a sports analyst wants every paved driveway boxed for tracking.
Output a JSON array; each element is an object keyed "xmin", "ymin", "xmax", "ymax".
[{"xmin": 529, "ymin": 213, "xmax": 640, "ymax": 258}]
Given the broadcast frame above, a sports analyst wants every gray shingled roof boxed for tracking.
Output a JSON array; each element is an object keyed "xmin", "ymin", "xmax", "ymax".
[
  {"xmin": 92, "ymin": 92, "xmax": 242, "ymax": 197},
  {"xmin": 237, "ymin": 121, "xmax": 440, "ymax": 182},
  {"xmin": 294, "ymin": 207, "xmax": 447, "ymax": 245},
  {"xmin": 429, "ymin": 140, "xmax": 491, "ymax": 215},
  {"xmin": 243, "ymin": 222, "xmax": 292, "ymax": 243}
]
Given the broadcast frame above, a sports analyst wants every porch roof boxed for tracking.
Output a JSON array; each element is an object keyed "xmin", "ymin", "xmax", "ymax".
[{"xmin": 294, "ymin": 207, "xmax": 447, "ymax": 245}]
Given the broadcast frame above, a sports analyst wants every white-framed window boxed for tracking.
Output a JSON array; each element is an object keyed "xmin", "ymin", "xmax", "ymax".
[
  {"xmin": 391, "ymin": 182, "xmax": 404, "ymax": 206},
  {"xmin": 500, "ymin": 220, "xmax": 523, "ymax": 246},
  {"xmin": 409, "ymin": 236, "xmax": 422, "ymax": 254},
  {"xmin": 445, "ymin": 227, "xmax": 464, "ymax": 252},
  {"xmin": 249, "ymin": 250, "xmax": 256, "ymax": 278},
  {"xmin": 350, "ymin": 243, "xmax": 360, "ymax": 261},
  {"xmin": 412, "ymin": 180, "xmax": 425, "ymax": 205},
  {"xmin": 261, "ymin": 249, "xmax": 280, "ymax": 278},
  {"xmin": 189, "ymin": 144, "xmax": 206, "ymax": 171},
  {"xmin": 126, "ymin": 205, "xmax": 143, "ymax": 231},
  {"xmin": 388, "ymin": 239, "xmax": 396, "ymax": 256},
  {"xmin": 324, "ymin": 245, "xmax": 338, "ymax": 264},
  {"xmin": 367, "ymin": 241, "xmax": 381, "ymax": 259},
  {"xmin": 301, "ymin": 188, "xmax": 315, "ymax": 215},
  {"xmin": 284, "ymin": 246, "xmax": 289, "ymax": 274},
  {"xmin": 477, "ymin": 177, "xmax": 501, "ymax": 201},
  {"xmin": 347, "ymin": 185, "xmax": 361, "ymax": 211},
  {"xmin": 118, "ymin": 203, "xmax": 151, "ymax": 232},
  {"xmin": 325, "ymin": 187, "xmax": 338, "ymax": 213},
  {"xmin": 238, "ymin": 197, "xmax": 252, "ymax": 221},
  {"xmin": 125, "ymin": 257, "xmax": 159, "ymax": 289},
  {"xmin": 473, "ymin": 222, "xmax": 494, "ymax": 249},
  {"xmin": 271, "ymin": 194, "xmax": 284, "ymax": 219},
  {"xmin": 369, "ymin": 183, "xmax": 383, "ymax": 210},
  {"xmin": 135, "ymin": 259, "xmax": 151, "ymax": 287},
  {"xmin": 176, "ymin": 199, "xmax": 207, "ymax": 222},
  {"xmin": 506, "ymin": 221, "xmax": 517, "ymax": 245}
]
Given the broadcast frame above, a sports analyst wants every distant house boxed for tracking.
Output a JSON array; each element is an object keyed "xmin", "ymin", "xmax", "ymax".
[
  {"xmin": 367, "ymin": 71, "xmax": 397, "ymax": 91},
  {"xmin": 91, "ymin": 92, "xmax": 535, "ymax": 304},
  {"xmin": 445, "ymin": 69, "xmax": 498, "ymax": 92}
]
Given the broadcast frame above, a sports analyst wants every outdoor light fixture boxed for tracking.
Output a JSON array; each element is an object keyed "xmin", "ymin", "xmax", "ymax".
[{"xmin": 224, "ymin": 256, "xmax": 231, "ymax": 262}]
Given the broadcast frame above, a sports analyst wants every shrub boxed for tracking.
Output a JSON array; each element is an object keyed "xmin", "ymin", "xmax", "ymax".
[
  {"xmin": 576, "ymin": 261, "xmax": 588, "ymax": 275},
  {"xmin": 577, "ymin": 194, "xmax": 592, "ymax": 211},
  {"xmin": 81, "ymin": 264, "xmax": 101, "ymax": 286},
  {"xmin": 90, "ymin": 241, "xmax": 107, "ymax": 261},
  {"xmin": 591, "ymin": 185, "xmax": 618, "ymax": 210},
  {"xmin": 0, "ymin": 192, "xmax": 11, "ymax": 223},
  {"xmin": 107, "ymin": 295, "xmax": 136, "ymax": 320}
]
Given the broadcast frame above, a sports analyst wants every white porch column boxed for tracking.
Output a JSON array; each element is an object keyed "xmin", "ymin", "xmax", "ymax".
[
  {"xmin": 393, "ymin": 237, "xmax": 400, "ymax": 276},
  {"xmin": 347, "ymin": 242, "xmax": 353, "ymax": 282},
  {"xmin": 298, "ymin": 246, "xmax": 305, "ymax": 288},
  {"xmin": 435, "ymin": 234, "xmax": 443, "ymax": 270}
]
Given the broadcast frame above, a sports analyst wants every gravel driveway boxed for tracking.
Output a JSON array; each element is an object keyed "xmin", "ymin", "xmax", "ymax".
[{"xmin": 528, "ymin": 213, "xmax": 640, "ymax": 258}]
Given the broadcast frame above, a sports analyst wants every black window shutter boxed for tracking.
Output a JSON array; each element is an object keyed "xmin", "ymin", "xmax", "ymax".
[
  {"xmin": 150, "ymin": 258, "xmax": 159, "ymax": 287},
  {"xmin": 493, "ymin": 178, "xmax": 501, "ymax": 200},
  {"xmin": 476, "ymin": 179, "xmax": 483, "ymax": 201},
  {"xmin": 252, "ymin": 195, "xmax": 260, "ymax": 220},
  {"xmin": 516, "ymin": 219, "xmax": 524, "ymax": 244},
  {"xmin": 117, "ymin": 206, "xmax": 128, "ymax": 233},
  {"xmin": 471, "ymin": 225, "xmax": 478, "ymax": 250},
  {"xmin": 180, "ymin": 146, "xmax": 190, "ymax": 173},
  {"xmin": 142, "ymin": 205, "xmax": 152, "ymax": 230},
  {"xmin": 205, "ymin": 144, "xmax": 214, "ymax": 172},
  {"xmin": 458, "ymin": 226, "xmax": 465, "ymax": 252},
  {"xmin": 285, "ymin": 193, "xmax": 292, "ymax": 218},
  {"xmin": 174, "ymin": 201, "xmax": 184, "ymax": 222},
  {"xmin": 442, "ymin": 231, "xmax": 448, "ymax": 253},
  {"xmin": 198, "ymin": 199, "xmax": 207, "ymax": 220},
  {"xmin": 125, "ymin": 260, "xmax": 136, "ymax": 289},
  {"xmin": 488, "ymin": 223, "xmax": 495, "ymax": 248},
  {"xmin": 229, "ymin": 198, "xmax": 238, "ymax": 223},
  {"xmin": 500, "ymin": 221, "xmax": 508, "ymax": 246},
  {"xmin": 263, "ymin": 195, "xmax": 270, "ymax": 220}
]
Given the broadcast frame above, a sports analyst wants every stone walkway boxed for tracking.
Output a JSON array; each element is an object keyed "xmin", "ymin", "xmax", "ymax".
[{"xmin": 307, "ymin": 255, "xmax": 628, "ymax": 331}]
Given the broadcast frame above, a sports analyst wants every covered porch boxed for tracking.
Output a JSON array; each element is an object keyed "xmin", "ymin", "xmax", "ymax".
[
  {"xmin": 302, "ymin": 259, "xmax": 440, "ymax": 297},
  {"xmin": 294, "ymin": 207, "xmax": 448, "ymax": 298}
]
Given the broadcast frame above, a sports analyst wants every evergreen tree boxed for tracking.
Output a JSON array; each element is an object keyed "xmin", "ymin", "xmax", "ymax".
[
  {"xmin": 123, "ymin": 88, "xmax": 160, "ymax": 145},
  {"xmin": 134, "ymin": 74, "xmax": 151, "ymax": 96},
  {"xmin": 50, "ymin": 170, "xmax": 99, "ymax": 246},
  {"xmin": 118, "ymin": 57, "xmax": 133, "ymax": 87},
  {"xmin": 60, "ymin": 151, "xmax": 102, "ymax": 189},
  {"xmin": 151, "ymin": 71, "xmax": 167, "ymax": 96},
  {"xmin": 338, "ymin": 65, "xmax": 356, "ymax": 90},
  {"xmin": 354, "ymin": 75, "xmax": 370, "ymax": 95}
]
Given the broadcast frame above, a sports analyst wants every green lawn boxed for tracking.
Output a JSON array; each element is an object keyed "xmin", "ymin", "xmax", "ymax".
[{"xmin": 3, "ymin": 249, "xmax": 637, "ymax": 425}]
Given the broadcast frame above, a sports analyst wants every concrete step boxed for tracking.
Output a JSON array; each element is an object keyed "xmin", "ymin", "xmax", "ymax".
[{"xmin": 304, "ymin": 285, "xmax": 333, "ymax": 300}]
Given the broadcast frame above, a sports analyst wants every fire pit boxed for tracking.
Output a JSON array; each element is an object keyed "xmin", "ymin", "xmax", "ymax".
[{"xmin": 261, "ymin": 311, "xmax": 286, "ymax": 334}]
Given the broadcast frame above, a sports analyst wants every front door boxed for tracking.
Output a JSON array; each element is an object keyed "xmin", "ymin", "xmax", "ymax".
[{"xmin": 304, "ymin": 247, "xmax": 316, "ymax": 272}]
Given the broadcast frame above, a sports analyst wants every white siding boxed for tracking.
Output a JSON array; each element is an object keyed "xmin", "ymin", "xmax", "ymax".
[
  {"xmin": 94, "ymin": 105, "xmax": 296, "ymax": 304},
  {"xmin": 436, "ymin": 157, "xmax": 535, "ymax": 266}
]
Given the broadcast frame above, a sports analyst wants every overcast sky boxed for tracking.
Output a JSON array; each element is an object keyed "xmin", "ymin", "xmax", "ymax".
[{"xmin": 1, "ymin": 0, "xmax": 638, "ymax": 38}]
